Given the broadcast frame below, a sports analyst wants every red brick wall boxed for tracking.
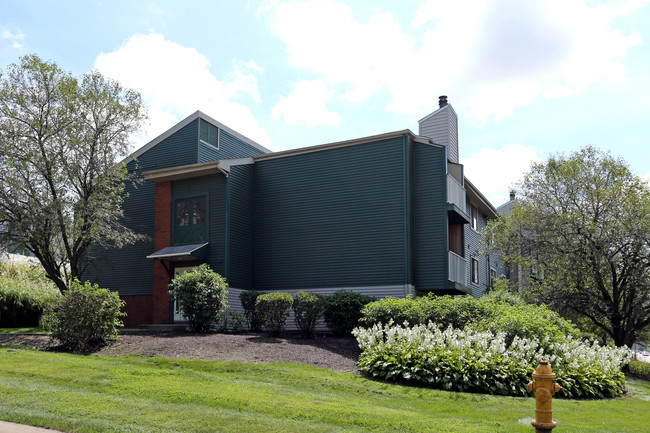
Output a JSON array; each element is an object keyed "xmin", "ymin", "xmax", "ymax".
[
  {"xmin": 153, "ymin": 181, "xmax": 172, "ymax": 324},
  {"xmin": 121, "ymin": 294, "xmax": 153, "ymax": 327}
]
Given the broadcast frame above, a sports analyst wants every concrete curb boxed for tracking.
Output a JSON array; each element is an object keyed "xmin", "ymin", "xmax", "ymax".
[{"xmin": 0, "ymin": 420, "xmax": 63, "ymax": 432}]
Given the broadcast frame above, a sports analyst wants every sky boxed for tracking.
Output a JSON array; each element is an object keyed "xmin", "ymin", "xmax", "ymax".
[{"xmin": 1, "ymin": 0, "xmax": 649, "ymax": 206}]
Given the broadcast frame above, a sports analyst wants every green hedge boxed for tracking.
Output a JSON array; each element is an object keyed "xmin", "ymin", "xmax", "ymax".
[
  {"xmin": 629, "ymin": 360, "xmax": 650, "ymax": 378},
  {"xmin": 293, "ymin": 291, "xmax": 324, "ymax": 338},
  {"xmin": 42, "ymin": 279, "xmax": 124, "ymax": 352},
  {"xmin": 240, "ymin": 290, "xmax": 266, "ymax": 332},
  {"xmin": 360, "ymin": 294, "xmax": 580, "ymax": 351},
  {"xmin": 354, "ymin": 322, "xmax": 630, "ymax": 399},
  {"xmin": 0, "ymin": 262, "xmax": 60, "ymax": 327},
  {"xmin": 169, "ymin": 264, "xmax": 228, "ymax": 333},
  {"xmin": 323, "ymin": 291, "xmax": 375, "ymax": 335},
  {"xmin": 256, "ymin": 292, "xmax": 293, "ymax": 336}
]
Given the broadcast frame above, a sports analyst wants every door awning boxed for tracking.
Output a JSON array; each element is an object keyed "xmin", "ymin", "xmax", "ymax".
[{"xmin": 146, "ymin": 242, "xmax": 209, "ymax": 262}]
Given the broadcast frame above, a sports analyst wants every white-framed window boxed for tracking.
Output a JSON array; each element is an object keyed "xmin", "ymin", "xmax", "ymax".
[
  {"xmin": 471, "ymin": 257, "xmax": 479, "ymax": 285},
  {"xmin": 490, "ymin": 267, "xmax": 497, "ymax": 287},
  {"xmin": 470, "ymin": 204, "xmax": 478, "ymax": 231}
]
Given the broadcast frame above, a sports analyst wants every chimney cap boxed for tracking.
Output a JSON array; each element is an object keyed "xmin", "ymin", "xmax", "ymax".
[
  {"xmin": 439, "ymin": 95, "xmax": 448, "ymax": 108},
  {"xmin": 509, "ymin": 191, "xmax": 516, "ymax": 201}
]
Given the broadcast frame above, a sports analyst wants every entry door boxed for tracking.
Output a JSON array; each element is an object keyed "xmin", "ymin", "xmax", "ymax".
[{"xmin": 172, "ymin": 266, "xmax": 195, "ymax": 322}]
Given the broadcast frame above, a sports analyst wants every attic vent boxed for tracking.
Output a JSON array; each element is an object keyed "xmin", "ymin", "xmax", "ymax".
[{"xmin": 439, "ymin": 95, "xmax": 448, "ymax": 108}]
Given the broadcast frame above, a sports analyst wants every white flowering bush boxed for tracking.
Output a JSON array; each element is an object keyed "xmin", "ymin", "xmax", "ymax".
[{"xmin": 353, "ymin": 321, "xmax": 631, "ymax": 399}]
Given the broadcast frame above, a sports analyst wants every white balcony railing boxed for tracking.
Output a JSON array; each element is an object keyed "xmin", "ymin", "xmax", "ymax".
[
  {"xmin": 449, "ymin": 251, "xmax": 467, "ymax": 284},
  {"xmin": 447, "ymin": 174, "xmax": 466, "ymax": 211}
]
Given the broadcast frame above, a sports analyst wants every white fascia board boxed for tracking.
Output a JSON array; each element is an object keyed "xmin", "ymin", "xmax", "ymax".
[
  {"xmin": 465, "ymin": 177, "xmax": 498, "ymax": 218},
  {"xmin": 254, "ymin": 129, "xmax": 429, "ymax": 162},
  {"xmin": 218, "ymin": 158, "xmax": 255, "ymax": 172},
  {"xmin": 144, "ymin": 160, "xmax": 228, "ymax": 182}
]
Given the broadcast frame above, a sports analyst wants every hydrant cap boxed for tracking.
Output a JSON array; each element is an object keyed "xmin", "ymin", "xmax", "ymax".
[{"xmin": 533, "ymin": 360, "xmax": 555, "ymax": 379}]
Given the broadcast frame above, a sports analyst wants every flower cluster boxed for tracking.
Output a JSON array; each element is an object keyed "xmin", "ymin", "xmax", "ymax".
[{"xmin": 353, "ymin": 321, "xmax": 631, "ymax": 399}]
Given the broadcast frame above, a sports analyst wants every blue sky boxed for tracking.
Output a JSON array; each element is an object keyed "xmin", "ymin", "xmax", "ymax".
[{"xmin": 1, "ymin": 0, "xmax": 649, "ymax": 205}]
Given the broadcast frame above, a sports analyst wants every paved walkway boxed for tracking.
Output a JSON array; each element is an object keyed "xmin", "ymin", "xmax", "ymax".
[{"xmin": 0, "ymin": 421, "xmax": 62, "ymax": 432}]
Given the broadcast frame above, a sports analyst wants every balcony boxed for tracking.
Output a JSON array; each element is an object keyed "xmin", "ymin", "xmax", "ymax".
[
  {"xmin": 449, "ymin": 251, "xmax": 467, "ymax": 285},
  {"xmin": 447, "ymin": 174, "xmax": 470, "ymax": 224}
]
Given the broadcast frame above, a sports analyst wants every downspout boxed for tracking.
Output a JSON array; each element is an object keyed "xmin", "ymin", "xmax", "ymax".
[
  {"xmin": 224, "ymin": 175, "xmax": 230, "ymax": 280},
  {"xmin": 443, "ymin": 145, "xmax": 450, "ymax": 287},
  {"xmin": 403, "ymin": 134, "xmax": 411, "ymax": 287}
]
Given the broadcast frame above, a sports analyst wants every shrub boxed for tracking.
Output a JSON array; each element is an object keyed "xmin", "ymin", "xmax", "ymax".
[
  {"xmin": 169, "ymin": 264, "xmax": 228, "ymax": 333},
  {"xmin": 228, "ymin": 311, "xmax": 246, "ymax": 332},
  {"xmin": 323, "ymin": 291, "xmax": 375, "ymax": 335},
  {"xmin": 0, "ymin": 262, "xmax": 60, "ymax": 327},
  {"xmin": 360, "ymin": 294, "xmax": 490, "ymax": 329},
  {"xmin": 42, "ymin": 279, "xmax": 124, "ymax": 352},
  {"xmin": 292, "ymin": 291, "xmax": 325, "ymax": 337},
  {"xmin": 629, "ymin": 360, "xmax": 650, "ymax": 378},
  {"xmin": 256, "ymin": 292, "xmax": 293, "ymax": 336},
  {"xmin": 360, "ymin": 294, "xmax": 580, "ymax": 352},
  {"xmin": 240, "ymin": 290, "xmax": 266, "ymax": 332},
  {"xmin": 471, "ymin": 301, "xmax": 580, "ymax": 350},
  {"xmin": 353, "ymin": 322, "xmax": 631, "ymax": 399}
]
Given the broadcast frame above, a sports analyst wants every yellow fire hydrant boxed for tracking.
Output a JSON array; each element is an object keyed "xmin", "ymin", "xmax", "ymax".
[{"xmin": 527, "ymin": 360, "xmax": 562, "ymax": 433}]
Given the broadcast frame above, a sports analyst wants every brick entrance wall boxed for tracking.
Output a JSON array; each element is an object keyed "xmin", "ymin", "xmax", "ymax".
[
  {"xmin": 152, "ymin": 181, "xmax": 172, "ymax": 323},
  {"xmin": 121, "ymin": 294, "xmax": 153, "ymax": 327}
]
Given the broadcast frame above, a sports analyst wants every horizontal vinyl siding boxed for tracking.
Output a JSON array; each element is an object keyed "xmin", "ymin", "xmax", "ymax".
[
  {"xmin": 411, "ymin": 142, "xmax": 448, "ymax": 291},
  {"xmin": 465, "ymin": 200, "xmax": 489, "ymax": 297},
  {"xmin": 253, "ymin": 137, "xmax": 407, "ymax": 290},
  {"xmin": 137, "ymin": 120, "xmax": 199, "ymax": 171},
  {"xmin": 172, "ymin": 175, "xmax": 227, "ymax": 276},
  {"xmin": 226, "ymin": 165, "xmax": 254, "ymax": 289},
  {"xmin": 217, "ymin": 130, "xmax": 267, "ymax": 159},
  {"xmin": 198, "ymin": 141, "xmax": 220, "ymax": 163},
  {"xmin": 84, "ymin": 165, "xmax": 155, "ymax": 296}
]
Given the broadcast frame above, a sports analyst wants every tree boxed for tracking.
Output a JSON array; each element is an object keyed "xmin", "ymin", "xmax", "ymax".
[
  {"xmin": 485, "ymin": 146, "xmax": 650, "ymax": 347},
  {"xmin": 0, "ymin": 54, "xmax": 147, "ymax": 293}
]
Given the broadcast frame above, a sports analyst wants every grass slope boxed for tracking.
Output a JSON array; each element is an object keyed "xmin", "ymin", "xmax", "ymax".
[{"xmin": 0, "ymin": 349, "xmax": 648, "ymax": 432}]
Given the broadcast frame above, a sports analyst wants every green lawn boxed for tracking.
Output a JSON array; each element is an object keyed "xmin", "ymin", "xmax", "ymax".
[
  {"xmin": 0, "ymin": 349, "xmax": 648, "ymax": 432},
  {"xmin": 0, "ymin": 327, "xmax": 46, "ymax": 334}
]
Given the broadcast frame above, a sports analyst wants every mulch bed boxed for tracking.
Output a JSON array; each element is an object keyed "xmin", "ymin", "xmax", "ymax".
[{"xmin": 0, "ymin": 330, "xmax": 362, "ymax": 373}]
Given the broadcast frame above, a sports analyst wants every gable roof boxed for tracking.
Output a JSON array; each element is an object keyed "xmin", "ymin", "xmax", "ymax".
[{"xmin": 124, "ymin": 110, "xmax": 272, "ymax": 165}]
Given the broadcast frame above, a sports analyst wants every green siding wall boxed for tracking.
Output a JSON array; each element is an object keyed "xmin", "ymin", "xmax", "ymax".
[
  {"xmin": 172, "ymin": 175, "xmax": 227, "ymax": 276},
  {"xmin": 226, "ymin": 164, "xmax": 255, "ymax": 289},
  {"xmin": 84, "ymin": 120, "xmax": 200, "ymax": 296},
  {"xmin": 253, "ymin": 137, "xmax": 407, "ymax": 290},
  {"xmin": 197, "ymin": 120, "xmax": 267, "ymax": 163},
  {"xmin": 141, "ymin": 120, "xmax": 200, "ymax": 170},
  {"xmin": 411, "ymin": 142, "xmax": 448, "ymax": 291}
]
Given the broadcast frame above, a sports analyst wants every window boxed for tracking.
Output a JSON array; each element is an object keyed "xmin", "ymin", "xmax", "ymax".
[
  {"xmin": 470, "ymin": 204, "xmax": 478, "ymax": 231},
  {"xmin": 471, "ymin": 257, "xmax": 479, "ymax": 285},
  {"xmin": 200, "ymin": 119, "xmax": 219, "ymax": 148},
  {"xmin": 174, "ymin": 196, "xmax": 207, "ymax": 244},
  {"xmin": 490, "ymin": 267, "xmax": 497, "ymax": 287}
]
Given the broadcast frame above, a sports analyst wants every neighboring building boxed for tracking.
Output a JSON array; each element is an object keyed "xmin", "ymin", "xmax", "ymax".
[{"xmin": 86, "ymin": 96, "xmax": 503, "ymax": 327}]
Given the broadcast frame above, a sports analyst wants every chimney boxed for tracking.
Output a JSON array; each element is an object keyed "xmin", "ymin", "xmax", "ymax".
[
  {"xmin": 418, "ymin": 95, "xmax": 459, "ymax": 163},
  {"xmin": 509, "ymin": 191, "xmax": 516, "ymax": 201}
]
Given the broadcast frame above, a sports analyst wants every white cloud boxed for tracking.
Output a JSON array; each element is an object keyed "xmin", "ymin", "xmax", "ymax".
[
  {"xmin": 461, "ymin": 143, "xmax": 541, "ymax": 205},
  {"xmin": 94, "ymin": 33, "xmax": 272, "ymax": 148},
  {"xmin": 263, "ymin": 0, "xmax": 646, "ymax": 124},
  {"xmin": 272, "ymin": 79, "xmax": 341, "ymax": 127},
  {"xmin": 1, "ymin": 26, "xmax": 25, "ymax": 50}
]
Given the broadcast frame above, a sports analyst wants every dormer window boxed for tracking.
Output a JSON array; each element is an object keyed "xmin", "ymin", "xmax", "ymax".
[{"xmin": 200, "ymin": 119, "xmax": 219, "ymax": 149}]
